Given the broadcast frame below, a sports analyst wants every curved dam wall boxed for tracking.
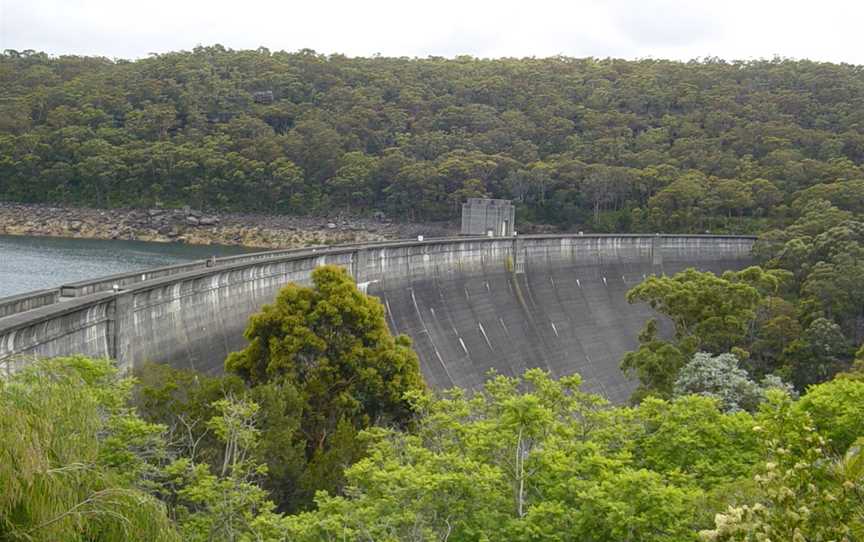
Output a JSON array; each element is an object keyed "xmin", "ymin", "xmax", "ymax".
[{"xmin": 0, "ymin": 235, "xmax": 755, "ymax": 402}]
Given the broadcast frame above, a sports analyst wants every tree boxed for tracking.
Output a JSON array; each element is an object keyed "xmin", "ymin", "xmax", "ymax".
[
  {"xmin": 0, "ymin": 356, "xmax": 178, "ymax": 541},
  {"xmin": 284, "ymin": 119, "xmax": 342, "ymax": 184},
  {"xmin": 746, "ymin": 178, "xmax": 783, "ymax": 215},
  {"xmin": 748, "ymin": 296, "xmax": 801, "ymax": 377},
  {"xmin": 647, "ymin": 172, "xmax": 708, "ymax": 232},
  {"xmin": 621, "ymin": 268, "xmax": 783, "ymax": 402},
  {"xmin": 4, "ymin": 48, "xmax": 864, "ymax": 230},
  {"xmin": 327, "ymin": 151, "xmax": 378, "ymax": 210},
  {"xmin": 621, "ymin": 319, "xmax": 688, "ymax": 401},
  {"xmin": 796, "ymin": 378, "xmax": 864, "ymax": 454},
  {"xmin": 267, "ymin": 158, "xmax": 305, "ymax": 212},
  {"xmin": 785, "ymin": 317, "xmax": 851, "ymax": 388},
  {"xmin": 225, "ymin": 265, "xmax": 425, "ymax": 500},
  {"xmin": 282, "ymin": 369, "xmax": 705, "ymax": 542},
  {"xmin": 165, "ymin": 396, "xmax": 282, "ymax": 542},
  {"xmin": 708, "ymin": 179, "xmax": 753, "ymax": 218},
  {"xmin": 673, "ymin": 352, "xmax": 791, "ymax": 413},
  {"xmin": 280, "ymin": 367, "xmax": 781, "ymax": 541},
  {"xmin": 700, "ymin": 391, "xmax": 864, "ymax": 541},
  {"xmin": 627, "ymin": 267, "xmax": 762, "ymax": 355},
  {"xmin": 631, "ymin": 394, "xmax": 761, "ymax": 490},
  {"xmin": 801, "ymin": 254, "xmax": 864, "ymax": 337}
]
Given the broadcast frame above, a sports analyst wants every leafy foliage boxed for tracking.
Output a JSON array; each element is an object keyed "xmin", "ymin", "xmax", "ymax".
[
  {"xmin": 622, "ymin": 268, "xmax": 773, "ymax": 401},
  {"xmin": 0, "ymin": 356, "xmax": 178, "ymax": 541},
  {"xmin": 626, "ymin": 268, "xmax": 763, "ymax": 354},
  {"xmin": 796, "ymin": 377, "xmax": 864, "ymax": 454},
  {"xmin": 282, "ymin": 370, "xmax": 708, "ymax": 541},
  {"xmin": 673, "ymin": 352, "xmax": 793, "ymax": 413},
  {"xmin": 164, "ymin": 396, "xmax": 282, "ymax": 542},
  {"xmin": 283, "ymin": 373, "xmax": 864, "ymax": 542},
  {"xmin": 3, "ymin": 48, "xmax": 864, "ymax": 232},
  {"xmin": 6, "ymin": 356, "xmax": 864, "ymax": 540},
  {"xmin": 701, "ymin": 391, "xmax": 864, "ymax": 541},
  {"xmin": 621, "ymin": 256, "xmax": 859, "ymax": 401},
  {"xmin": 225, "ymin": 265, "xmax": 425, "ymax": 503},
  {"xmin": 135, "ymin": 266, "xmax": 425, "ymax": 513}
]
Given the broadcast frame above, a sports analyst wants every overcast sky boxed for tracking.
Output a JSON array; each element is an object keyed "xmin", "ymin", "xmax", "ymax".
[{"xmin": 1, "ymin": 0, "xmax": 862, "ymax": 64}]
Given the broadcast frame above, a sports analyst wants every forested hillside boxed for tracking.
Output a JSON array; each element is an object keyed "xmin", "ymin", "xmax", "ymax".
[{"xmin": 3, "ymin": 47, "xmax": 864, "ymax": 231}]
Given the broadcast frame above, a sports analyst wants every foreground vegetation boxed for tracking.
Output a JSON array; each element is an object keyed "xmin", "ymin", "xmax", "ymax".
[
  {"xmin": 2, "ymin": 265, "xmax": 863, "ymax": 541},
  {"xmin": 4, "ymin": 356, "xmax": 864, "ymax": 540},
  {"xmin": 3, "ymin": 47, "xmax": 864, "ymax": 233}
]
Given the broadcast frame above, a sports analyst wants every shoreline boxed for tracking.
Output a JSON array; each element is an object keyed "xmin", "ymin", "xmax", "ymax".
[{"xmin": 0, "ymin": 203, "xmax": 456, "ymax": 249}]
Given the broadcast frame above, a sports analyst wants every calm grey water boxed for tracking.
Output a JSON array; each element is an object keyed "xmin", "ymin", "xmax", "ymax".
[{"xmin": 0, "ymin": 235, "xmax": 258, "ymax": 298}]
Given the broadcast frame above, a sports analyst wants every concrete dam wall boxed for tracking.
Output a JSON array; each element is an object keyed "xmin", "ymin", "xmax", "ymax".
[{"xmin": 0, "ymin": 235, "xmax": 755, "ymax": 402}]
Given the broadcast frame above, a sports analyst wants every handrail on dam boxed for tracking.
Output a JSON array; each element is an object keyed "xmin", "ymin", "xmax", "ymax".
[{"xmin": 0, "ymin": 233, "xmax": 757, "ymax": 400}]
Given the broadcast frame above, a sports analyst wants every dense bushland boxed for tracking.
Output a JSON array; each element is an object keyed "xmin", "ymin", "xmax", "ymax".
[{"xmin": 3, "ymin": 47, "xmax": 864, "ymax": 232}]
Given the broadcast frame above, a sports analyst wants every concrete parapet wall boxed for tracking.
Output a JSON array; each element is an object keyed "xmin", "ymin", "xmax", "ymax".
[
  {"xmin": 0, "ymin": 234, "xmax": 755, "ymax": 401},
  {"xmin": 0, "ymin": 289, "xmax": 61, "ymax": 319},
  {"xmin": 0, "ymin": 293, "xmax": 115, "ymax": 374}
]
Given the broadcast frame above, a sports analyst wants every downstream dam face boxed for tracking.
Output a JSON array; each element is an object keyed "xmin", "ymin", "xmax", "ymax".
[{"xmin": 0, "ymin": 235, "xmax": 755, "ymax": 402}]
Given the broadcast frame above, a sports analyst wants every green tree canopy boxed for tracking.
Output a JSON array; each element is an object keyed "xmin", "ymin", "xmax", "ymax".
[
  {"xmin": 3, "ymin": 48, "xmax": 864, "ymax": 229},
  {"xmin": 626, "ymin": 267, "xmax": 763, "ymax": 354},
  {"xmin": 0, "ymin": 356, "xmax": 178, "ymax": 541},
  {"xmin": 225, "ymin": 265, "xmax": 425, "ymax": 504}
]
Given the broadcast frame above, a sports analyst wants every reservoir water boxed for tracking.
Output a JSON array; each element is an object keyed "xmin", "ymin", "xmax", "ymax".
[{"xmin": 0, "ymin": 235, "xmax": 258, "ymax": 298}]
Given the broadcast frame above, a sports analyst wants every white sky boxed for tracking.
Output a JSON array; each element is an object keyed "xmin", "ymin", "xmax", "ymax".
[{"xmin": 1, "ymin": 0, "xmax": 862, "ymax": 64}]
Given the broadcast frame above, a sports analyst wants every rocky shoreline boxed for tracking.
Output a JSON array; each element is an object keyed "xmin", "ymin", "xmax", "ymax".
[{"xmin": 0, "ymin": 203, "xmax": 457, "ymax": 249}]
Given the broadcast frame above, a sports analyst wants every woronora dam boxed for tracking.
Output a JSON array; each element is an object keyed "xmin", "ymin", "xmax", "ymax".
[{"xmin": 0, "ymin": 234, "xmax": 755, "ymax": 403}]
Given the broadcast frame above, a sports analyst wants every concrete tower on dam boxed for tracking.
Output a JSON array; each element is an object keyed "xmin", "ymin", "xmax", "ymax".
[
  {"xmin": 461, "ymin": 198, "xmax": 515, "ymax": 237},
  {"xmin": 0, "ymin": 234, "xmax": 756, "ymax": 403}
]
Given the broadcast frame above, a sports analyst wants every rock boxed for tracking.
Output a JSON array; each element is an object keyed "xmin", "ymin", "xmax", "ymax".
[
  {"xmin": 199, "ymin": 216, "xmax": 218, "ymax": 226},
  {"xmin": 327, "ymin": 222, "xmax": 337, "ymax": 229},
  {"xmin": 186, "ymin": 216, "xmax": 200, "ymax": 226},
  {"xmin": 68, "ymin": 220, "xmax": 82, "ymax": 231}
]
